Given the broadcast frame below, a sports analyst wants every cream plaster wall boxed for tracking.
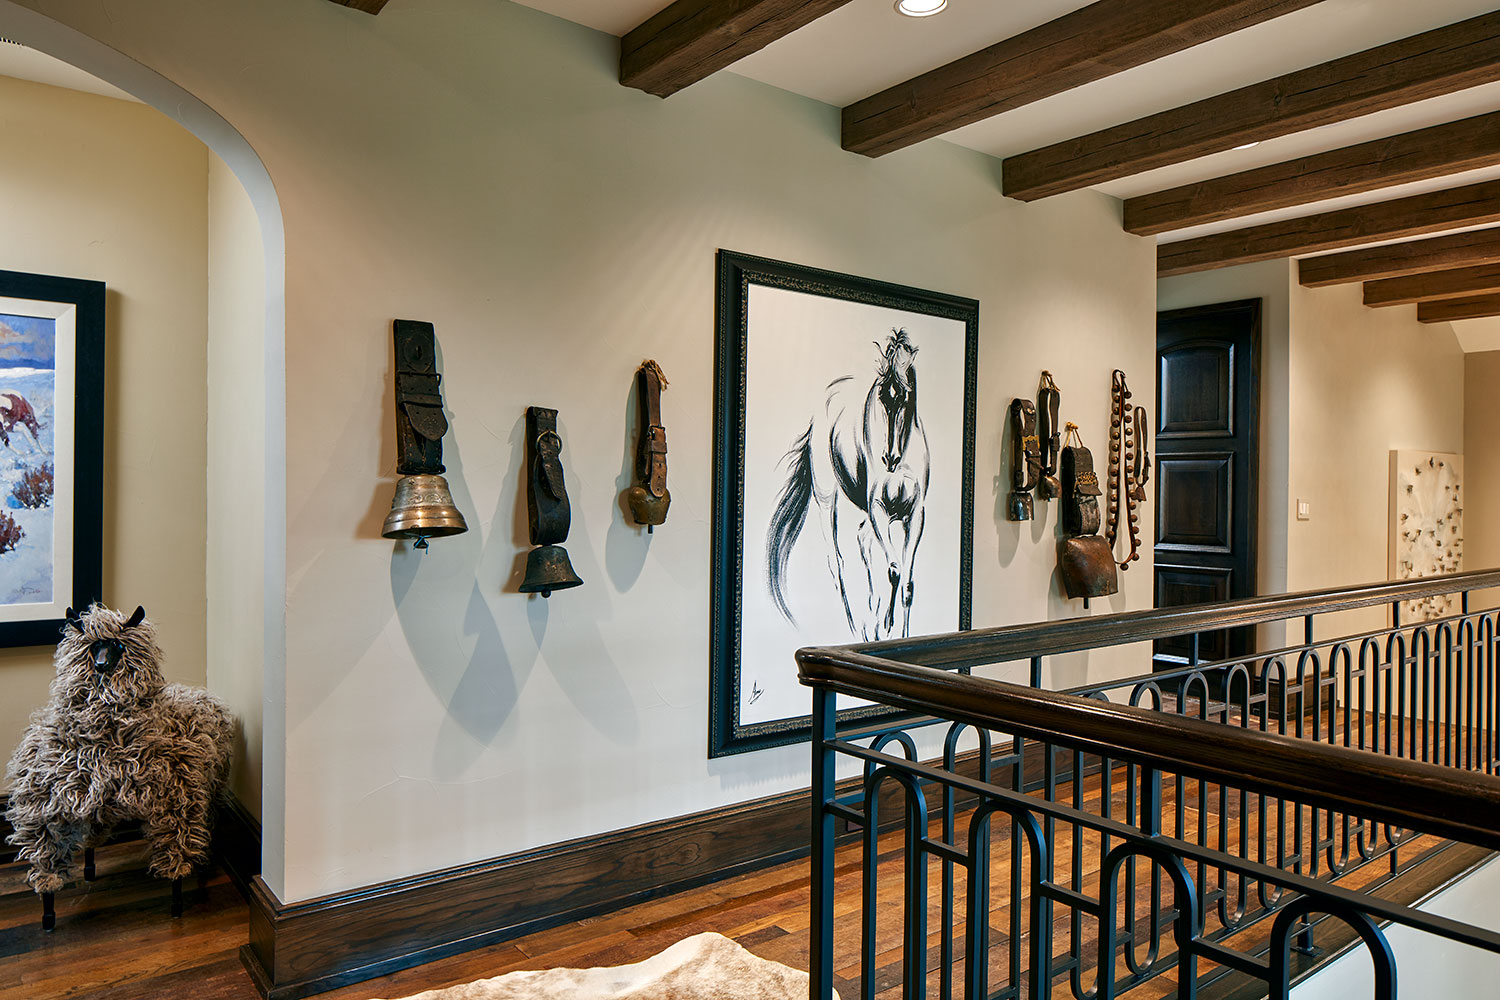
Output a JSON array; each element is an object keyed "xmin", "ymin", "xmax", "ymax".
[
  {"xmin": 0, "ymin": 74, "xmax": 209, "ymax": 788},
  {"xmin": 6, "ymin": 0, "xmax": 1156, "ymax": 901},
  {"xmin": 207, "ymin": 152, "xmax": 267, "ymax": 819},
  {"xmin": 1285, "ymin": 282, "xmax": 1465, "ymax": 637},
  {"xmin": 1466, "ymin": 351, "xmax": 1500, "ymax": 607}
]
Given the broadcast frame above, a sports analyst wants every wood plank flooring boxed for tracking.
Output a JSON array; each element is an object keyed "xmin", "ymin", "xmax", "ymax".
[{"xmin": 0, "ymin": 748, "xmax": 1470, "ymax": 1000}]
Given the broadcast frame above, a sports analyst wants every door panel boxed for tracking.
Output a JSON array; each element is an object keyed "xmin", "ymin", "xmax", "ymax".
[
  {"xmin": 1154, "ymin": 300, "xmax": 1261, "ymax": 671},
  {"xmin": 1154, "ymin": 565, "xmax": 1233, "ymax": 662},
  {"xmin": 1156, "ymin": 454, "xmax": 1233, "ymax": 552},
  {"xmin": 1159, "ymin": 343, "xmax": 1235, "ymax": 437}
]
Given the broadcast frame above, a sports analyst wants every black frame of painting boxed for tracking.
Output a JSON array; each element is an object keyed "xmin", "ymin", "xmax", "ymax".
[
  {"xmin": 709, "ymin": 250, "xmax": 978, "ymax": 757},
  {"xmin": 0, "ymin": 268, "xmax": 105, "ymax": 649}
]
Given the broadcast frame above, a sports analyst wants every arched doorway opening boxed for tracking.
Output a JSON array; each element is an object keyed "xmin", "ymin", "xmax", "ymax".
[{"xmin": 0, "ymin": 0, "xmax": 288, "ymax": 894}]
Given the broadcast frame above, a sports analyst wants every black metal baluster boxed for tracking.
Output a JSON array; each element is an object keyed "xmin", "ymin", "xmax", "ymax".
[{"xmin": 810, "ymin": 687, "xmax": 836, "ymax": 1000}]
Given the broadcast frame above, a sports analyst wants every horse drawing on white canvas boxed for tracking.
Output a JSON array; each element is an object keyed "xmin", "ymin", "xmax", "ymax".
[{"xmin": 766, "ymin": 328, "xmax": 929, "ymax": 641}]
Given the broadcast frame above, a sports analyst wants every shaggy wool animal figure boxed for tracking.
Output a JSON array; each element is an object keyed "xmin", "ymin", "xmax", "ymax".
[{"xmin": 4, "ymin": 604, "xmax": 234, "ymax": 902}]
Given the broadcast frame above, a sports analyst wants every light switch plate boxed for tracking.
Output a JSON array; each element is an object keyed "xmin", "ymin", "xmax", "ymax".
[{"xmin": 1296, "ymin": 498, "xmax": 1311, "ymax": 521}]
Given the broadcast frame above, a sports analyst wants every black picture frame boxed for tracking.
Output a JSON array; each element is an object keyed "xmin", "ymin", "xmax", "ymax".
[
  {"xmin": 0, "ymin": 268, "xmax": 105, "ymax": 649},
  {"xmin": 710, "ymin": 250, "xmax": 978, "ymax": 757}
]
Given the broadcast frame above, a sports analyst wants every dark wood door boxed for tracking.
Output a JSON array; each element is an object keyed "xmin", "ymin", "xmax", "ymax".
[{"xmin": 1153, "ymin": 299, "xmax": 1261, "ymax": 670}]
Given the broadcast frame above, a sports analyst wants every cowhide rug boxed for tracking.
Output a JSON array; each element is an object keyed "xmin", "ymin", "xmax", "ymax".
[{"xmin": 376, "ymin": 932, "xmax": 836, "ymax": 1000}]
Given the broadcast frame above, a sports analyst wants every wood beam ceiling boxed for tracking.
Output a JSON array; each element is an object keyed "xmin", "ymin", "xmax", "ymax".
[
  {"xmin": 1005, "ymin": 10, "xmax": 1500, "ymax": 202},
  {"xmin": 1298, "ymin": 228, "xmax": 1500, "ymax": 287},
  {"xmin": 1158, "ymin": 179, "xmax": 1500, "ymax": 278},
  {"xmin": 1364, "ymin": 263, "xmax": 1500, "ymax": 307},
  {"xmin": 841, "ymin": 0, "xmax": 1324, "ymax": 159},
  {"xmin": 621, "ymin": 0, "xmax": 853, "ymax": 98},
  {"xmin": 324, "ymin": 0, "xmax": 388, "ymax": 12},
  {"xmin": 1125, "ymin": 112, "xmax": 1500, "ymax": 238},
  {"xmin": 1418, "ymin": 293, "xmax": 1500, "ymax": 323}
]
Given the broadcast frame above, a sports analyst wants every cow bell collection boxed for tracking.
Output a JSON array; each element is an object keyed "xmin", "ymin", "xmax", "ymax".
[
  {"xmin": 382, "ymin": 319, "xmax": 468, "ymax": 549},
  {"xmin": 519, "ymin": 405, "xmax": 583, "ymax": 597}
]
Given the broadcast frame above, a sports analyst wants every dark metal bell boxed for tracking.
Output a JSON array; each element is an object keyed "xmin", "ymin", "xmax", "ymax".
[
  {"xmin": 519, "ymin": 544, "xmax": 583, "ymax": 598},
  {"xmin": 1008, "ymin": 491, "xmax": 1034, "ymax": 522}
]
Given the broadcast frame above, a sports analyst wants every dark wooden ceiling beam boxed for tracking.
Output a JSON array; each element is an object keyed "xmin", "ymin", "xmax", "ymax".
[
  {"xmin": 1418, "ymin": 293, "xmax": 1500, "ymax": 323},
  {"xmin": 324, "ymin": 0, "xmax": 388, "ymax": 12},
  {"xmin": 1299, "ymin": 228, "xmax": 1500, "ymax": 287},
  {"xmin": 1006, "ymin": 10, "xmax": 1500, "ymax": 201},
  {"xmin": 1157, "ymin": 179, "xmax": 1500, "ymax": 278},
  {"xmin": 842, "ymin": 0, "xmax": 1325, "ymax": 159},
  {"xmin": 1363, "ymin": 262, "xmax": 1500, "ymax": 307},
  {"xmin": 621, "ymin": 0, "xmax": 854, "ymax": 98},
  {"xmin": 1125, "ymin": 112, "xmax": 1500, "ymax": 237}
]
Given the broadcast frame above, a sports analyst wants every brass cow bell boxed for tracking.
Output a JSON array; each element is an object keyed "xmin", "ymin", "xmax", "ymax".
[
  {"xmin": 383, "ymin": 474, "xmax": 467, "ymax": 549},
  {"xmin": 382, "ymin": 320, "xmax": 467, "ymax": 549},
  {"xmin": 520, "ymin": 406, "xmax": 582, "ymax": 597},
  {"xmin": 624, "ymin": 360, "xmax": 671, "ymax": 529}
]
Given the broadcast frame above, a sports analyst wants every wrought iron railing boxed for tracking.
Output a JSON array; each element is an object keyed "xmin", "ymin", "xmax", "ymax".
[{"xmin": 799, "ymin": 569, "xmax": 1500, "ymax": 1000}]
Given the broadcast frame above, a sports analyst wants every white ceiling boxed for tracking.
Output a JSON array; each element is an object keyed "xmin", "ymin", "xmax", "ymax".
[
  {"xmin": 516, "ymin": 0, "xmax": 1500, "ymax": 241},
  {"xmin": 0, "ymin": 41, "xmax": 137, "ymax": 102}
]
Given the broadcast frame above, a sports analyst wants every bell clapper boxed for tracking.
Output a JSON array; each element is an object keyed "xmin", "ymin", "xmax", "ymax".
[{"xmin": 414, "ymin": 535, "xmax": 429, "ymax": 550}]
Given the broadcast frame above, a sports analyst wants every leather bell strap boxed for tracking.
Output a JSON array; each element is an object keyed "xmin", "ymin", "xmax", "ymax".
[
  {"xmin": 1132, "ymin": 405, "xmax": 1150, "ymax": 500},
  {"xmin": 637, "ymin": 362, "xmax": 669, "ymax": 500},
  {"xmin": 1036, "ymin": 372, "xmax": 1061, "ymax": 499},
  {"xmin": 1010, "ymin": 398, "xmax": 1040, "ymax": 493}
]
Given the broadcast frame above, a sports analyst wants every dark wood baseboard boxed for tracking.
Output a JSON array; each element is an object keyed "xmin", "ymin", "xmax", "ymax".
[
  {"xmin": 240, "ymin": 740, "xmax": 1052, "ymax": 1000},
  {"xmin": 215, "ymin": 795, "xmax": 263, "ymax": 899}
]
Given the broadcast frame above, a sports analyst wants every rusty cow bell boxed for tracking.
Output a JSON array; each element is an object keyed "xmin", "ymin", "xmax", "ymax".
[{"xmin": 624, "ymin": 360, "xmax": 671, "ymax": 529}]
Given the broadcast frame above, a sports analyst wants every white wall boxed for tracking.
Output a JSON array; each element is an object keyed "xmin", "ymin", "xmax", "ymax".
[
  {"xmin": 1466, "ymin": 352, "xmax": 1500, "ymax": 607},
  {"xmin": 0, "ymin": 74, "xmax": 209, "ymax": 787},
  {"xmin": 8, "ymin": 0, "xmax": 1157, "ymax": 902},
  {"xmin": 1285, "ymin": 281, "xmax": 1465, "ymax": 637},
  {"xmin": 207, "ymin": 151, "xmax": 267, "ymax": 819},
  {"xmin": 1294, "ymin": 856, "xmax": 1500, "ymax": 999}
]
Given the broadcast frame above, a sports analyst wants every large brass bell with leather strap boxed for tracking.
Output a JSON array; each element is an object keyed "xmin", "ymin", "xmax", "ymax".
[
  {"xmin": 519, "ymin": 406, "xmax": 583, "ymax": 597},
  {"xmin": 382, "ymin": 319, "xmax": 468, "ymax": 549}
]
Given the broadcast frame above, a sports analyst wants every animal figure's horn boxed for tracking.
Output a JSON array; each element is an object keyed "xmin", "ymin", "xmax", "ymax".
[{"xmin": 126, "ymin": 606, "xmax": 146, "ymax": 628}]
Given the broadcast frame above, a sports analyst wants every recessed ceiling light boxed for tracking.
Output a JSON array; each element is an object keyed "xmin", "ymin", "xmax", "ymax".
[
  {"xmin": 895, "ymin": 0, "xmax": 947, "ymax": 16},
  {"xmin": 1233, "ymin": 141, "xmax": 1261, "ymax": 151}
]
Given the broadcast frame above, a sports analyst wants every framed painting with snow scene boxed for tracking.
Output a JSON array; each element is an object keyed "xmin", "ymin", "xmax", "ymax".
[
  {"xmin": 0, "ymin": 269, "xmax": 104, "ymax": 648},
  {"xmin": 709, "ymin": 251, "xmax": 977, "ymax": 757}
]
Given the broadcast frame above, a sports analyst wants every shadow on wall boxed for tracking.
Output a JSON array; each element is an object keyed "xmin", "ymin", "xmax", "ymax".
[
  {"xmin": 389, "ymin": 407, "xmax": 641, "ymax": 779},
  {"xmin": 605, "ymin": 373, "xmax": 650, "ymax": 591}
]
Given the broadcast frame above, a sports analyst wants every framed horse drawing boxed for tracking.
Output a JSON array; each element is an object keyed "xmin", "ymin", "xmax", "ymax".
[
  {"xmin": 0, "ymin": 268, "xmax": 105, "ymax": 648},
  {"xmin": 710, "ymin": 251, "xmax": 977, "ymax": 756}
]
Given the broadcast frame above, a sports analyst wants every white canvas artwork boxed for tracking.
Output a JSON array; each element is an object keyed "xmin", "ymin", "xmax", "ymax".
[
  {"xmin": 740, "ymin": 285, "xmax": 968, "ymax": 728},
  {"xmin": 710, "ymin": 252, "xmax": 977, "ymax": 755},
  {"xmin": 1389, "ymin": 450, "xmax": 1463, "ymax": 622}
]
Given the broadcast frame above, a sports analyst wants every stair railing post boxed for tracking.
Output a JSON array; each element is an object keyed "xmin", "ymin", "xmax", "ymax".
[{"xmin": 810, "ymin": 684, "xmax": 836, "ymax": 1000}]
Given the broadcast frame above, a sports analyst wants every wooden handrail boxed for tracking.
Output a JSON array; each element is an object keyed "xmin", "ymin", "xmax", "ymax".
[
  {"xmin": 846, "ymin": 569, "xmax": 1500, "ymax": 669},
  {"xmin": 797, "ymin": 645, "xmax": 1500, "ymax": 854}
]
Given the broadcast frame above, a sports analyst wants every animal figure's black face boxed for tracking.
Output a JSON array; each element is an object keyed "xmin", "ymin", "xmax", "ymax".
[
  {"xmin": 90, "ymin": 638, "xmax": 126, "ymax": 674},
  {"xmin": 60, "ymin": 604, "xmax": 152, "ymax": 695}
]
